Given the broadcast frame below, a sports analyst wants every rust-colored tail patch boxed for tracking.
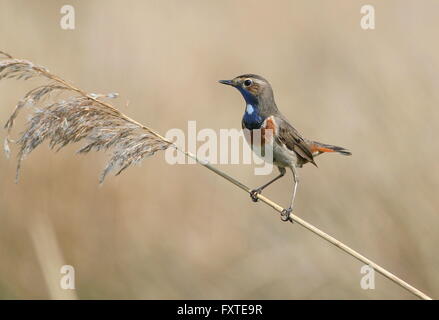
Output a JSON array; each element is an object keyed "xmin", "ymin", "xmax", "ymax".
[
  {"xmin": 311, "ymin": 145, "xmax": 336, "ymax": 153},
  {"xmin": 311, "ymin": 141, "xmax": 352, "ymax": 156}
]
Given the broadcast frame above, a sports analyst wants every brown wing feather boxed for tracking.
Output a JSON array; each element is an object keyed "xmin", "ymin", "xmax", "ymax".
[{"xmin": 276, "ymin": 118, "xmax": 317, "ymax": 166}]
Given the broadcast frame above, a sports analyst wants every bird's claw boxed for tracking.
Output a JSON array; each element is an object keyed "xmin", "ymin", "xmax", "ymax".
[
  {"xmin": 281, "ymin": 207, "xmax": 292, "ymax": 222},
  {"xmin": 250, "ymin": 189, "xmax": 262, "ymax": 202}
]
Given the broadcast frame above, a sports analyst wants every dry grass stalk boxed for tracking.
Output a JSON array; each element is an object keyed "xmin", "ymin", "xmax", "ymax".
[
  {"xmin": 1, "ymin": 51, "xmax": 433, "ymax": 300},
  {"xmin": 29, "ymin": 212, "xmax": 78, "ymax": 300}
]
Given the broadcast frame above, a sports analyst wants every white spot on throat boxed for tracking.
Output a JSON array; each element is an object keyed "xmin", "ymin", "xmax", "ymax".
[{"xmin": 246, "ymin": 104, "xmax": 254, "ymax": 115}]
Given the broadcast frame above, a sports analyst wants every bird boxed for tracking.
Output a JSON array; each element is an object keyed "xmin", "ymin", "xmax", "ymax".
[{"xmin": 219, "ymin": 74, "xmax": 351, "ymax": 222}]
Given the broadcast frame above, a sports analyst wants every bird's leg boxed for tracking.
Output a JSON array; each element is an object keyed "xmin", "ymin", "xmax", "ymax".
[
  {"xmin": 250, "ymin": 167, "xmax": 286, "ymax": 202},
  {"xmin": 281, "ymin": 165, "xmax": 299, "ymax": 222}
]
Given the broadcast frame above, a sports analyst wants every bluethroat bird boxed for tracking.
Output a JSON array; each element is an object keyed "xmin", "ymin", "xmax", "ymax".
[{"xmin": 219, "ymin": 74, "xmax": 351, "ymax": 222}]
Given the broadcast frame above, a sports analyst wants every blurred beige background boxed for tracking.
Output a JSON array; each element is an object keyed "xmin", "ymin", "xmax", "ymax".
[{"xmin": 0, "ymin": 0, "xmax": 438, "ymax": 299}]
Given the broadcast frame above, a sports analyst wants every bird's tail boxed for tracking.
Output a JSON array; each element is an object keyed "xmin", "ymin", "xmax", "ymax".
[{"xmin": 311, "ymin": 141, "xmax": 352, "ymax": 156}]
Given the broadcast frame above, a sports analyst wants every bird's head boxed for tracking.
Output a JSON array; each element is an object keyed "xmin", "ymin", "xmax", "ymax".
[{"xmin": 219, "ymin": 74, "xmax": 274, "ymax": 106}]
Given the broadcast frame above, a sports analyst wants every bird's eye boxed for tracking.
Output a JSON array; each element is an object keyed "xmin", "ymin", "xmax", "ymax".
[{"xmin": 244, "ymin": 79, "xmax": 253, "ymax": 87}]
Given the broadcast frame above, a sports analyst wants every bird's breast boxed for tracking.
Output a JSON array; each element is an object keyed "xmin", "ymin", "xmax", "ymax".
[
  {"xmin": 243, "ymin": 115, "xmax": 280, "ymax": 163},
  {"xmin": 243, "ymin": 116, "xmax": 278, "ymax": 147}
]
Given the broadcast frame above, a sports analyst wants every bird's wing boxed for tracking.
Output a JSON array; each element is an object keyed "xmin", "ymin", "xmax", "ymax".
[{"xmin": 276, "ymin": 117, "xmax": 316, "ymax": 166}]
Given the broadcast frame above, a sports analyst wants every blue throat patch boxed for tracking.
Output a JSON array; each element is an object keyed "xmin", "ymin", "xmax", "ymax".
[
  {"xmin": 242, "ymin": 103, "xmax": 263, "ymax": 129},
  {"xmin": 238, "ymin": 87, "xmax": 263, "ymax": 129}
]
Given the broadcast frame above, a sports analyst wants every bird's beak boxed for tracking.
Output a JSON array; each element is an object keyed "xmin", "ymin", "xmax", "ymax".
[{"xmin": 218, "ymin": 79, "xmax": 234, "ymax": 86}]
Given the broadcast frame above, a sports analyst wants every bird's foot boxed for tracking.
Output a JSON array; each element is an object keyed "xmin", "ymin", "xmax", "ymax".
[
  {"xmin": 281, "ymin": 207, "xmax": 292, "ymax": 222},
  {"xmin": 250, "ymin": 188, "xmax": 262, "ymax": 202}
]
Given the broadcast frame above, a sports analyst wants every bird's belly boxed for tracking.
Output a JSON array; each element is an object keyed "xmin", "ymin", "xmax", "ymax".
[
  {"xmin": 243, "ymin": 127, "xmax": 273, "ymax": 163},
  {"xmin": 272, "ymin": 141, "xmax": 298, "ymax": 168},
  {"xmin": 243, "ymin": 129, "xmax": 297, "ymax": 167}
]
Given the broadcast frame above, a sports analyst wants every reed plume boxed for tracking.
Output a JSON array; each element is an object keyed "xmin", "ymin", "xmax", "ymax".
[{"xmin": 1, "ymin": 52, "xmax": 171, "ymax": 182}]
